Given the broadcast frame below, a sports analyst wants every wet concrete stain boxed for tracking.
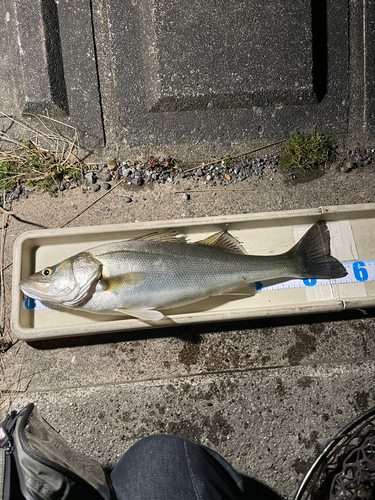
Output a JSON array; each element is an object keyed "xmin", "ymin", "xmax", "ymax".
[
  {"xmin": 284, "ymin": 165, "xmax": 328, "ymax": 185},
  {"xmin": 178, "ymin": 333, "xmax": 202, "ymax": 369},
  {"xmin": 203, "ymin": 344, "xmax": 243, "ymax": 371},
  {"xmin": 275, "ymin": 378, "xmax": 286, "ymax": 396},
  {"xmin": 292, "ymin": 457, "xmax": 311, "ymax": 475},
  {"xmin": 297, "ymin": 376, "xmax": 314, "ymax": 389},
  {"xmin": 300, "ymin": 430, "xmax": 320, "ymax": 455},
  {"xmin": 261, "ymin": 355, "xmax": 271, "ymax": 365},
  {"xmin": 307, "ymin": 322, "xmax": 325, "ymax": 336},
  {"xmin": 133, "ymin": 410, "xmax": 234, "ymax": 448},
  {"xmin": 283, "ymin": 330, "xmax": 317, "ymax": 365},
  {"xmin": 199, "ymin": 380, "xmax": 234, "ymax": 403},
  {"xmin": 354, "ymin": 390, "xmax": 370, "ymax": 410},
  {"xmin": 205, "ymin": 411, "xmax": 234, "ymax": 446},
  {"xmin": 353, "ymin": 320, "xmax": 374, "ymax": 357}
]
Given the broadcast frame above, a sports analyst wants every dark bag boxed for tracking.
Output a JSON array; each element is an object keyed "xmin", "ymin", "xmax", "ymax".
[{"xmin": 0, "ymin": 403, "xmax": 115, "ymax": 500}]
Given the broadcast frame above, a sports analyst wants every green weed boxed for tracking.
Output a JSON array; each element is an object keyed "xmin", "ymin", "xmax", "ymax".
[{"xmin": 280, "ymin": 131, "xmax": 330, "ymax": 169}]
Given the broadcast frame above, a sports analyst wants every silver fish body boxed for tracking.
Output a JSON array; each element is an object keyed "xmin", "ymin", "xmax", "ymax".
[{"xmin": 19, "ymin": 222, "xmax": 347, "ymax": 321}]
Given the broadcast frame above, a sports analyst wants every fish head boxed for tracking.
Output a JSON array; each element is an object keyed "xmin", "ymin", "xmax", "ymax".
[{"xmin": 19, "ymin": 252, "xmax": 102, "ymax": 306}]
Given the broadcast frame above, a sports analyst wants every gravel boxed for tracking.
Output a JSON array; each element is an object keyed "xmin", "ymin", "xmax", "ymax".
[{"xmin": 8, "ymin": 148, "xmax": 375, "ymax": 202}]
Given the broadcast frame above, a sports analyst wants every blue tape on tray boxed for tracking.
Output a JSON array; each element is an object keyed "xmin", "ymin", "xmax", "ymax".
[{"xmin": 22, "ymin": 260, "xmax": 375, "ymax": 310}]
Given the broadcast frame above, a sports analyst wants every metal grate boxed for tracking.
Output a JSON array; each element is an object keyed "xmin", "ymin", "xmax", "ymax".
[{"xmin": 294, "ymin": 406, "xmax": 375, "ymax": 500}]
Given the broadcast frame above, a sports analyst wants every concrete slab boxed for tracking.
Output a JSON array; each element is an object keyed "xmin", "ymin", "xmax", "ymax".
[
  {"xmin": 9, "ymin": 360, "xmax": 375, "ymax": 498},
  {"xmin": 364, "ymin": 0, "xmax": 375, "ymax": 133},
  {"xmin": 0, "ymin": 2, "xmax": 23, "ymax": 115},
  {"xmin": 142, "ymin": 0, "xmax": 314, "ymax": 111},
  {"xmin": 54, "ymin": 0, "xmax": 104, "ymax": 146},
  {"xmin": 0, "ymin": 0, "xmax": 104, "ymax": 147},
  {"xmin": 96, "ymin": 0, "xmax": 349, "ymax": 147},
  {"xmin": 1, "ymin": 0, "xmax": 358, "ymax": 151},
  {"xmin": 13, "ymin": 0, "xmax": 68, "ymax": 116},
  {"xmin": 1, "ymin": 161, "xmax": 375, "ymax": 498}
]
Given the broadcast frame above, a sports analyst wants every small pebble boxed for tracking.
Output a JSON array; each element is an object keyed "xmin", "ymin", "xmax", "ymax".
[
  {"xmin": 108, "ymin": 160, "xmax": 117, "ymax": 170},
  {"xmin": 14, "ymin": 187, "xmax": 22, "ymax": 195},
  {"xmin": 59, "ymin": 184, "xmax": 65, "ymax": 191},
  {"xmin": 123, "ymin": 196, "xmax": 132, "ymax": 203},
  {"xmin": 85, "ymin": 172, "xmax": 97, "ymax": 184},
  {"xmin": 183, "ymin": 192, "xmax": 190, "ymax": 201},
  {"xmin": 92, "ymin": 184, "xmax": 100, "ymax": 192},
  {"xmin": 102, "ymin": 183, "xmax": 111, "ymax": 190},
  {"xmin": 132, "ymin": 178, "xmax": 143, "ymax": 186},
  {"xmin": 341, "ymin": 161, "xmax": 353, "ymax": 173},
  {"xmin": 73, "ymin": 204, "xmax": 78, "ymax": 209},
  {"xmin": 11, "ymin": 193, "xmax": 19, "ymax": 200}
]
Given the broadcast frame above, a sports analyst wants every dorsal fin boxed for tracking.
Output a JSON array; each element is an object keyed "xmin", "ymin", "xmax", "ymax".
[
  {"xmin": 197, "ymin": 231, "xmax": 247, "ymax": 255},
  {"xmin": 132, "ymin": 228, "xmax": 187, "ymax": 243}
]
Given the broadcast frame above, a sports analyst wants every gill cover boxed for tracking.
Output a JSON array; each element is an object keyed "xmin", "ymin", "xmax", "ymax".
[{"xmin": 20, "ymin": 252, "xmax": 102, "ymax": 306}]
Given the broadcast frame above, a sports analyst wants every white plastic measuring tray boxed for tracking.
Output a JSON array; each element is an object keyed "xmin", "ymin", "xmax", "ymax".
[{"xmin": 11, "ymin": 203, "xmax": 375, "ymax": 340}]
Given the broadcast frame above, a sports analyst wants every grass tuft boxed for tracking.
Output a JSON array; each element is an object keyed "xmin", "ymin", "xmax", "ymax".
[
  {"xmin": 280, "ymin": 131, "xmax": 330, "ymax": 169},
  {"xmin": 0, "ymin": 112, "xmax": 87, "ymax": 196}
]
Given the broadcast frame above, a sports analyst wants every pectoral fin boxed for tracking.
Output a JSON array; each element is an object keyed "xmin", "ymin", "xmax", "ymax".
[
  {"xmin": 115, "ymin": 308, "xmax": 165, "ymax": 321},
  {"xmin": 97, "ymin": 272, "xmax": 146, "ymax": 292}
]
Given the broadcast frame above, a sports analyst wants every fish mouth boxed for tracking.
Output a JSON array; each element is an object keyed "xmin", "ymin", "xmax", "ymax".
[
  {"xmin": 19, "ymin": 275, "xmax": 99, "ymax": 306},
  {"xmin": 19, "ymin": 278, "xmax": 52, "ymax": 301}
]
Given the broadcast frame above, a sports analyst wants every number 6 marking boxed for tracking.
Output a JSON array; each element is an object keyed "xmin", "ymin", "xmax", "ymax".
[{"xmin": 353, "ymin": 261, "xmax": 368, "ymax": 282}]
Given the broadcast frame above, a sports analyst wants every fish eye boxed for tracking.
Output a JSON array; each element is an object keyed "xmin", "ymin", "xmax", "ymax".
[{"xmin": 41, "ymin": 267, "xmax": 54, "ymax": 277}]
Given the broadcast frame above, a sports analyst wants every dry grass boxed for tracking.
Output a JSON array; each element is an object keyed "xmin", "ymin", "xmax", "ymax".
[{"xmin": 0, "ymin": 111, "xmax": 88, "ymax": 196}]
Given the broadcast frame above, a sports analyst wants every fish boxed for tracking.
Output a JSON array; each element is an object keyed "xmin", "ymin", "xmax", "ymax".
[{"xmin": 19, "ymin": 221, "xmax": 347, "ymax": 322}]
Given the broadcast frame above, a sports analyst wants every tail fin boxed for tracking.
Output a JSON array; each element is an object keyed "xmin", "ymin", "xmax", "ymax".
[{"xmin": 291, "ymin": 221, "xmax": 347, "ymax": 279}]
